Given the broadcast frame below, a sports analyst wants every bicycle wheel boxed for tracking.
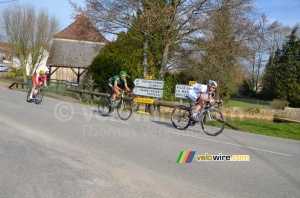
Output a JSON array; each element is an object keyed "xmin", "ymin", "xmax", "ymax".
[
  {"xmin": 117, "ymin": 100, "xmax": 132, "ymax": 120},
  {"xmin": 26, "ymin": 89, "xmax": 32, "ymax": 102},
  {"xmin": 98, "ymin": 97, "xmax": 111, "ymax": 116},
  {"xmin": 35, "ymin": 89, "xmax": 44, "ymax": 104},
  {"xmin": 200, "ymin": 109, "xmax": 225, "ymax": 136},
  {"xmin": 171, "ymin": 105, "xmax": 191, "ymax": 130}
]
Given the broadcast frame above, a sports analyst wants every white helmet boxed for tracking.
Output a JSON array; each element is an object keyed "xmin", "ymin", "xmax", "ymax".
[{"xmin": 208, "ymin": 80, "xmax": 217, "ymax": 88}]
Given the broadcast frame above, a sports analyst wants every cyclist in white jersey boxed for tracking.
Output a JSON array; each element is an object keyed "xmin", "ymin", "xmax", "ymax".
[{"xmin": 187, "ymin": 80, "xmax": 218, "ymax": 119}]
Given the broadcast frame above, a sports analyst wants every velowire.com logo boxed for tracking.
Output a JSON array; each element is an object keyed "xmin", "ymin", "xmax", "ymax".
[{"xmin": 176, "ymin": 151, "xmax": 250, "ymax": 163}]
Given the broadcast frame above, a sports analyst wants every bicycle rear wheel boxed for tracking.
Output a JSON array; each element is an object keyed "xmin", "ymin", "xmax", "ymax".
[
  {"xmin": 117, "ymin": 100, "xmax": 132, "ymax": 120},
  {"xmin": 200, "ymin": 109, "xmax": 225, "ymax": 136},
  {"xmin": 98, "ymin": 97, "xmax": 111, "ymax": 116},
  {"xmin": 171, "ymin": 105, "xmax": 191, "ymax": 130},
  {"xmin": 35, "ymin": 89, "xmax": 44, "ymax": 104}
]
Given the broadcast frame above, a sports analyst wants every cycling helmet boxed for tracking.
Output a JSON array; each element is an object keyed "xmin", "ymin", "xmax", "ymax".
[
  {"xmin": 208, "ymin": 80, "xmax": 217, "ymax": 88},
  {"xmin": 120, "ymin": 71, "xmax": 127, "ymax": 76},
  {"xmin": 39, "ymin": 70, "xmax": 45, "ymax": 74}
]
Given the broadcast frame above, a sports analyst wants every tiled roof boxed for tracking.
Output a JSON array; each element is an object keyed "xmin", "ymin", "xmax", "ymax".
[
  {"xmin": 0, "ymin": 42, "xmax": 13, "ymax": 59},
  {"xmin": 47, "ymin": 13, "xmax": 108, "ymax": 68},
  {"xmin": 53, "ymin": 12, "xmax": 108, "ymax": 43},
  {"xmin": 47, "ymin": 39, "xmax": 105, "ymax": 68}
]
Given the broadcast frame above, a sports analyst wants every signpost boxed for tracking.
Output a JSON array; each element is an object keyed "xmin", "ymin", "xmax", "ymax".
[
  {"xmin": 175, "ymin": 84, "xmax": 190, "ymax": 99},
  {"xmin": 189, "ymin": 81, "xmax": 197, "ymax": 85},
  {"xmin": 133, "ymin": 78, "xmax": 164, "ymax": 115},
  {"xmin": 133, "ymin": 97, "xmax": 155, "ymax": 104},
  {"xmin": 66, "ymin": 82, "xmax": 79, "ymax": 87},
  {"xmin": 134, "ymin": 78, "xmax": 164, "ymax": 89},
  {"xmin": 133, "ymin": 87, "xmax": 163, "ymax": 98}
]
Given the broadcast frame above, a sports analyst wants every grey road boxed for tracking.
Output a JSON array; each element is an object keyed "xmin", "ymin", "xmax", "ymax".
[{"xmin": 0, "ymin": 87, "xmax": 299, "ymax": 198}]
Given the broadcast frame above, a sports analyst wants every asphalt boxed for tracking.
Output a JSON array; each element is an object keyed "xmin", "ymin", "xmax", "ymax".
[{"xmin": 0, "ymin": 81, "xmax": 78, "ymax": 103}]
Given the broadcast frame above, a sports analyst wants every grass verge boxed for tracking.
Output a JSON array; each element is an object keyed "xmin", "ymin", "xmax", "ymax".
[
  {"xmin": 226, "ymin": 100, "xmax": 271, "ymax": 109},
  {"xmin": 227, "ymin": 118, "xmax": 300, "ymax": 140}
]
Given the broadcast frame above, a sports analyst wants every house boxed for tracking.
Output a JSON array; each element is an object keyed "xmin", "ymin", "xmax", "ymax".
[
  {"xmin": 0, "ymin": 42, "xmax": 13, "ymax": 66},
  {"xmin": 46, "ymin": 12, "xmax": 108, "ymax": 84}
]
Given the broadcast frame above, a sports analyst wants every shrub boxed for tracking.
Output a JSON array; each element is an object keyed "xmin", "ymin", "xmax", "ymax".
[{"xmin": 271, "ymin": 99, "xmax": 287, "ymax": 109}]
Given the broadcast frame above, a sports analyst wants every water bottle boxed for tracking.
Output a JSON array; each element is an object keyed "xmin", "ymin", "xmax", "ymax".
[{"xmin": 34, "ymin": 89, "xmax": 38, "ymax": 94}]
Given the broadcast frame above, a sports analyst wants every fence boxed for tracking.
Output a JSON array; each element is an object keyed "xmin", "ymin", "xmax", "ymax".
[{"xmin": 26, "ymin": 77, "xmax": 68, "ymax": 96}]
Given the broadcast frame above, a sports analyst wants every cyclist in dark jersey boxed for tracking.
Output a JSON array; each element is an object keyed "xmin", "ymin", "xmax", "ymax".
[{"xmin": 108, "ymin": 71, "xmax": 131, "ymax": 103}]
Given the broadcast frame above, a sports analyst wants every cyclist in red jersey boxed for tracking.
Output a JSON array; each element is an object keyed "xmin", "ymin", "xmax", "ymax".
[{"xmin": 29, "ymin": 70, "xmax": 48, "ymax": 99}]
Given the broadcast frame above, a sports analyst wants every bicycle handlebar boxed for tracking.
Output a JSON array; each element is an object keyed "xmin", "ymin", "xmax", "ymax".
[{"xmin": 206, "ymin": 100, "xmax": 223, "ymax": 108}]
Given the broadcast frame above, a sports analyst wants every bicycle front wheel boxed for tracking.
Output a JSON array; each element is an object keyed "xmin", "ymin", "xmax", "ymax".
[
  {"xmin": 35, "ymin": 89, "xmax": 44, "ymax": 104},
  {"xmin": 171, "ymin": 105, "xmax": 191, "ymax": 130},
  {"xmin": 27, "ymin": 90, "xmax": 32, "ymax": 102},
  {"xmin": 200, "ymin": 109, "xmax": 225, "ymax": 136},
  {"xmin": 117, "ymin": 100, "xmax": 132, "ymax": 120},
  {"xmin": 98, "ymin": 97, "xmax": 111, "ymax": 116}
]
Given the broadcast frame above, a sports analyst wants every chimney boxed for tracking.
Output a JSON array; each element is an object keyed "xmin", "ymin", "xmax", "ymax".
[{"xmin": 76, "ymin": 12, "xmax": 83, "ymax": 20}]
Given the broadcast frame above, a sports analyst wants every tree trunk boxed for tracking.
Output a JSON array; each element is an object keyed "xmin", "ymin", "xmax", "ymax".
[
  {"xmin": 142, "ymin": 33, "xmax": 149, "ymax": 78},
  {"xmin": 158, "ymin": 40, "xmax": 171, "ymax": 80}
]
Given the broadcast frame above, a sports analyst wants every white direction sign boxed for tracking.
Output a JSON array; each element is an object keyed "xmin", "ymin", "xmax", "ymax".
[
  {"xmin": 175, "ymin": 84, "xmax": 191, "ymax": 99},
  {"xmin": 133, "ymin": 87, "xmax": 163, "ymax": 98},
  {"xmin": 134, "ymin": 79, "xmax": 164, "ymax": 89}
]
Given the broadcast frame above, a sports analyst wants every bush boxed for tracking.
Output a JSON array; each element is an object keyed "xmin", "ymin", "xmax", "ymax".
[
  {"xmin": 5, "ymin": 72, "xmax": 16, "ymax": 78},
  {"xmin": 271, "ymin": 99, "xmax": 287, "ymax": 109}
]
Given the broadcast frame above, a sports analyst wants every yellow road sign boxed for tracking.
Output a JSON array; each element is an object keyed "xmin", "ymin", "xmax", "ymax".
[
  {"xmin": 145, "ymin": 75, "xmax": 153, "ymax": 80},
  {"xmin": 189, "ymin": 81, "xmax": 197, "ymax": 85},
  {"xmin": 133, "ymin": 97, "xmax": 155, "ymax": 104}
]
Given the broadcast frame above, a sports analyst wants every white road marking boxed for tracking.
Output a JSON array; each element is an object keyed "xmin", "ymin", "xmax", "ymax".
[
  {"xmin": 73, "ymin": 111, "xmax": 130, "ymax": 124},
  {"xmin": 166, "ymin": 130, "xmax": 291, "ymax": 157}
]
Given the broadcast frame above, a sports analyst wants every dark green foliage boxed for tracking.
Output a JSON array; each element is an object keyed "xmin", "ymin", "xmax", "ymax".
[
  {"xmin": 261, "ymin": 26, "xmax": 300, "ymax": 107},
  {"xmin": 162, "ymin": 71, "xmax": 195, "ymax": 101},
  {"xmin": 88, "ymin": 32, "xmax": 144, "ymax": 92},
  {"xmin": 238, "ymin": 79, "xmax": 257, "ymax": 98}
]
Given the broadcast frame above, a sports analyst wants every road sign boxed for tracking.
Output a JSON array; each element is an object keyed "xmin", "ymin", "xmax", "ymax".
[
  {"xmin": 133, "ymin": 87, "xmax": 163, "ymax": 98},
  {"xmin": 66, "ymin": 82, "xmax": 79, "ymax": 87},
  {"xmin": 189, "ymin": 81, "xmax": 197, "ymax": 85},
  {"xmin": 133, "ymin": 97, "xmax": 155, "ymax": 104},
  {"xmin": 145, "ymin": 75, "xmax": 152, "ymax": 80},
  {"xmin": 134, "ymin": 79, "xmax": 164, "ymax": 89},
  {"xmin": 175, "ymin": 84, "xmax": 190, "ymax": 99}
]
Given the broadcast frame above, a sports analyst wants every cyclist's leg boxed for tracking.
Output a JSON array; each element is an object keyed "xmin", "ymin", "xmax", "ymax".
[
  {"xmin": 187, "ymin": 90, "xmax": 200, "ymax": 118},
  {"xmin": 112, "ymin": 87, "xmax": 120, "ymax": 102},
  {"xmin": 194, "ymin": 98, "xmax": 204, "ymax": 113},
  {"xmin": 30, "ymin": 78, "xmax": 38, "ymax": 98}
]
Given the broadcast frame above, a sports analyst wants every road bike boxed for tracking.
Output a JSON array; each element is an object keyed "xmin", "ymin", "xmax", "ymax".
[
  {"xmin": 98, "ymin": 89, "xmax": 132, "ymax": 120},
  {"xmin": 170, "ymin": 98, "xmax": 225, "ymax": 136},
  {"xmin": 26, "ymin": 84, "xmax": 46, "ymax": 104}
]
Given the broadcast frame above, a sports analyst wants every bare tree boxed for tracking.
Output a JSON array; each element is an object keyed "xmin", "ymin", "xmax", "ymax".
[
  {"xmin": 191, "ymin": 0, "xmax": 260, "ymax": 99},
  {"xmin": 1, "ymin": 3, "xmax": 59, "ymax": 81},
  {"xmin": 69, "ymin": 0, "xmax": 219, "ymax": 79}
]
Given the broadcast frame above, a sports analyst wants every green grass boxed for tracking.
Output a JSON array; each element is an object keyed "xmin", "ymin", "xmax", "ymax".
[
  {"xmin": 227, "ymin": 118, "xmax": 300, "ymax": 140},
  {"xmin": 226, "ymin": 100, "xmax": 271, "ymax": 109}
]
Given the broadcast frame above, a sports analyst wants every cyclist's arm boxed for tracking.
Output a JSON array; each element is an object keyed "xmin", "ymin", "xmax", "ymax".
[
  {"xmin": 113, "ymin": 81, "xmax": 121, "ymax": 90},
  {"xmin": 199, "ymin": 92, "xmax": 215, "ymax": 104},
  {"xmin": 124, "ymin": 83, "xmax": 131, "ymax": 92}
]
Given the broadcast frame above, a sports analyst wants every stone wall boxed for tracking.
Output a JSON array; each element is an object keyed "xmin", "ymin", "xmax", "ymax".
[{"xmin": 158, "ymin": 105, "xmax": 300, "ymax": 121}]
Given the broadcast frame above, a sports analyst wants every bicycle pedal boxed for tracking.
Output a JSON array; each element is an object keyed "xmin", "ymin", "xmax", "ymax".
[{"xmin": 189, "ymin": 121, "xmax": 196, "ymax": 126}]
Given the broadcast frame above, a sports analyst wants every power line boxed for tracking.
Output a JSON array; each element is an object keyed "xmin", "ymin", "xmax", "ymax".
[{"xmin": 0, "ymin": 0, "xmax": 18, "ymax": 4}]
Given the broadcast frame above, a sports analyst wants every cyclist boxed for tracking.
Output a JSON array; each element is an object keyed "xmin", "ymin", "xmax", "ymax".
[
  {"xmin": 187, "ymin": 80, "xmax": 219, "ymax": 119},
  {"xmin": 29, "ymin": 69, "xmax": 48, "ymax": 99},
  {"xmin": 108, "ymin": 71, "xmax": 131, "ymax": 104}
]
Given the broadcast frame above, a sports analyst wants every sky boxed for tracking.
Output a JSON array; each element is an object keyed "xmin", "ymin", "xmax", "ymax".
[{"xmin": 0, "ymin": 0, "xmax": 299, "ymax": 32}]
